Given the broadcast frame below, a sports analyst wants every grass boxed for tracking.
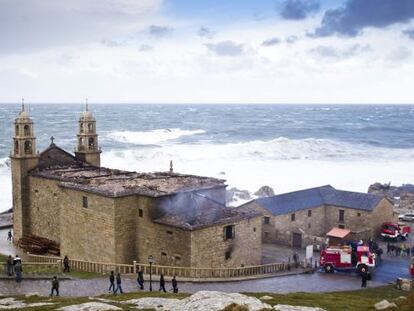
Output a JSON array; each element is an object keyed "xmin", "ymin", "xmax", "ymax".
[{"xmin": 3, "ymin": 285, "xmax": 413, "ymax": 311}]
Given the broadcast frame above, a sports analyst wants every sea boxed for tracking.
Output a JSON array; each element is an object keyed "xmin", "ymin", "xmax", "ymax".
[{"xmin": 1, "ymin": 104, "xmax": 414, "ymax": 212}]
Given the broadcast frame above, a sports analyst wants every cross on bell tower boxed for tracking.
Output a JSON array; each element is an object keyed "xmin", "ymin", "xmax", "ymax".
[{"xmin": 74, "ymin": 100, "xmax": 101, "ymax": 167}]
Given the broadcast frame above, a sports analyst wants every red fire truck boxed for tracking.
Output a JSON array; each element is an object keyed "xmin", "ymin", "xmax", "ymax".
[
  {"xmin": 319, "ymin": 245, "xmax": 376, "ymax": 273},
  {"xmin": 380, "ymin": 222, "xmax": 410, "ymax": 241}
]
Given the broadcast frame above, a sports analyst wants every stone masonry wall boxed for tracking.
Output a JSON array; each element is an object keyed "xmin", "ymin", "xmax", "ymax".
[
  {"xmin": 324, "ymin": 205, "xmax": 372, "ymax": 236},
  {"xmin": 272, "ymin": 206, "xmax": 326, "ymax": 247},
  {"xmin": 370, "ymin": 198, "xmax": 394, "ymax": 237},
  {"xmin": 59, "ymin": 187, "xmax": 116, "ymax": 263},
  {"xmin": 135, "ymin": 196, "xmax": 191, "ymax": 266},
  {"xmin": 190, "ymin": 216, "xmax": 262, "ymax": 268},
  {"xmin": 28, "ymin": 177, "xmax": 62, "ymax": 242}
]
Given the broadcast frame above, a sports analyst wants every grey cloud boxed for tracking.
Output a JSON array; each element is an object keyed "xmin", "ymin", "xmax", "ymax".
[
  {"xmin": 148, "ymin": 25, "xmax": 173, "ymax": 37},
  {"xmin": 286, "ymin": 35, "xmax": 299, "ymax": 43},
  {"xmin": 101, "ymin": 39, "xmax": 124, "ymax": 47},
  {"xmin": 198, "ymin": 27, "xmax": 216, "ymax": 39},
  {"xmin": 387, "ymin": 46, "xmax": 412, "ymax": 61},
  {"xmin": 0, "ymin": 0, "xmax": 161, "ymax": 54},
  {"xmin": 280, "ymin": 0, "xmax": 320, "ymax": 20},
  {"xmin": 262, "ymin": 37, "xmax": 281, "ymax": 46},
  {"xmin": 403, "ymin": 29, "xmax": 414, "ymax": 39},
  {"xmin": 312, "ymin": 0, "xmax": 414, "ymax": 37},
  {"xmin": 139, "ymin": 44, "xmax": 153, "ymax": 51},
  {"xmin": 310, "ymin": 44, "xmax": 370, "ymax": 59},
  {"xmin": 204, "ymin": 41, "xmax": 245, "ymax": 56}
]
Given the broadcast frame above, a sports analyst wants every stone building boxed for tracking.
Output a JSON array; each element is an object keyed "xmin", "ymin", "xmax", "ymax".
[
  {"xmin": 240, "ymin": 185, "xmax": 393, "ymax": 248},
  {"xmin": 11, "ymin": 105, "xmax": 262, "ymax": 267}
]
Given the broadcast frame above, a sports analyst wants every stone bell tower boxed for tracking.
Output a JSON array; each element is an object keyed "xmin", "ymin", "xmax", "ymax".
[
  {"xmin": 11, "ymin": 101, "xmax": 39, "ymax": 241},
  {"xmin": 74, "ymin": 102, "xmax": 101, "ymax": 167}
]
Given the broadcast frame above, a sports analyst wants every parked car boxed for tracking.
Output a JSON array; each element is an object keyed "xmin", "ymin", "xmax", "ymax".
[{"xmin": 398, "ymin": 213, "xmax": 414, "ymax": 222}]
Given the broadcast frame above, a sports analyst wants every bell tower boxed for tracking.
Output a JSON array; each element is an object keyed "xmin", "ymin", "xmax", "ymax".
[
  {"xmin": 11, "ymin": 101, "xmax": 39, "ymax": 241},
  {"xmin": 74, "ymin": 102, "xmax": 101, "ymax": 167}
]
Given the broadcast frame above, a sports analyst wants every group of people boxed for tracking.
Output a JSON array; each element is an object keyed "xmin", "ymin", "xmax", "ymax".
[
  {"xmin": 108, "ymin": 270, "xmax": 179, "ymax": 294},
  {"xmin": 5, "ymin": 254, "xmax": 22, "ymax": 282},
  {"xmin": 386, "ymin": 243, "xmax": 413, "ymax": 257}
]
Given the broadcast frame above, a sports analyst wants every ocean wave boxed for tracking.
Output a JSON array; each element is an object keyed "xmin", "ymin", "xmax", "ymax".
[
  {"xmin": 103, "ymin": 137, "xmax": 414, "ymax": 162},
  {"xmin": 106, "ymin": 128, "xmax": 206, "ymax": 145}
]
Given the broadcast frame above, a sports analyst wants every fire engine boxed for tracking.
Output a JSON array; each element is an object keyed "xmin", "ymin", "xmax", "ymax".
[
  {"xmin": 380, "ymin": 222, "xmax": 410, "ymax": 241},
  {"xmin": 319, "ymin": 245, "xmax": 376, "ymax": 273}
]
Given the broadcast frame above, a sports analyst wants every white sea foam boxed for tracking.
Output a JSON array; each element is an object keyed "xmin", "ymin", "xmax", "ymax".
[
  {"xmin": 106, "ymin": 128, "xmax": 206, "ymax": 145},
  {"xmin": 1, "ymin": 138, "xmax": 414, "ymax": 212}
]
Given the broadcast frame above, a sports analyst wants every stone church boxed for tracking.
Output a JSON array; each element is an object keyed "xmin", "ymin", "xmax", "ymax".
[{"xmin": 11, "ymin": 105, "xmax": 262, "ymax": 267}]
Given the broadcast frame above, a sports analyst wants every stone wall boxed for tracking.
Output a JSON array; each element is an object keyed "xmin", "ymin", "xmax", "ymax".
[
  {"xmin": 59, "ymin": 187, "xmax": 116, "ymax": 263},
  {"xmin": 190, "ymin": 216, "xmax": 262, "ymax": 268},
  {"xmin": 134, "ymin": 196, "xmax": 192, "ymax": 267},
  {"xmin": 28, "ymin": 177, "xmax": 62, "ymax": 242},
  {"xmin": 114, "ymin": 196, "xmax": 137, "ymax": 264},
  {"xmin": 370, "ymin": 198, "xmax": 394, "ymax": 237}
]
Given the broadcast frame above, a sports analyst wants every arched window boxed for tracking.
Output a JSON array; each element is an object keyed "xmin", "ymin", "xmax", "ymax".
[
  {"xmin": 15, "ymin": 125, "xmax": 19, "ymax": 136},
  {"xmin": 80, "ymin": 123, "xmax": 84, "ymax": 133},
  {"xmin": 14, "ymin": 141, "xmax": 19, "ymax": 154},
  {"xmin": 24, "ymin": 141, "xmax": 32, "ymax": 154},
  {"xmin": 24, "ymin": 125, "xmax": 30, "ymax": 136},
  {"xmin": 88, "ymin": 123, "xmax": 93, "ymax": 132},
  {"xmin": 88, "ymin": 137, "xmax": 95, "ymax": 149}
]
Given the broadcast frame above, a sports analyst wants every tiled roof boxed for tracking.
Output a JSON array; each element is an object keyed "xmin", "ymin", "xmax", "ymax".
[{"xmin": 250, "ymin": 185, "xmax": 384, "ymax": 216}]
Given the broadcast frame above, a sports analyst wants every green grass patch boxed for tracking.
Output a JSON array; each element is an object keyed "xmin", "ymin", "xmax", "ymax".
[{"xmin": 66, "ymin": 270, "xmax": 105, "ymax": 279}]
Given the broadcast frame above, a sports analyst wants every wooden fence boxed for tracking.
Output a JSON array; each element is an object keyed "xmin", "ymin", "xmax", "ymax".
[{"xmin": 27, "ymin": 253, "xmax": 290, "ymax": 279}]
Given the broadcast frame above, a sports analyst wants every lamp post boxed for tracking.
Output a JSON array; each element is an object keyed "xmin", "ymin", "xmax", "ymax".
[{"xmin": 148, "ymin": 255, "xmax": 155, "ymax": 292}]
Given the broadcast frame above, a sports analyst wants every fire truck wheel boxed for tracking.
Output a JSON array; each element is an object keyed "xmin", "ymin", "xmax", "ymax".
[
  {"xmin": 358, "ymin": 264, "xmax": 368, "ymax": 274},
  {"xmin": 324, "ymin": 264, "xmax": 334, "ymax": 273}
]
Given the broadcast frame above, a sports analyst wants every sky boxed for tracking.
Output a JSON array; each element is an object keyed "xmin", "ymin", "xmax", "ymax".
[{"xmin": 0, "ymin": 0, "xmax": 413, "ymax": 104}]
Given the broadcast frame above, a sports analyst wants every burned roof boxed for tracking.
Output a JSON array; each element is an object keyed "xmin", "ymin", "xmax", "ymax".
[
  {"xmin": 152, "ymin": 190, "xmax": 261, "ymax": 230},
  {"xmin": 37, "ymin": 143, "xmax": 86, "ymax": 171},
  {"xmin": 244, "ymin": 185, "xmax": 385, "ymax": 216},
  {"xmin": 31, "ymin": 166, "xmax": 225, "ymax": 198}
]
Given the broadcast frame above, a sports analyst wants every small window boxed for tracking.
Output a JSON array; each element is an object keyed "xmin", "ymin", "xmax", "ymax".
[
  {"xmin": 263, "ymin": 216, "xmax": 270, "ymax": 224},
  {"xmin": 339, "ymin": 209, "xmax": 345, "ymax": 222},
  {"xmin": 167, "ymin": 230, "xmax": 173, "ymax": 235},
  {"xmin": 338, "ymin": 224, "xmax": 345, "ymax": 229},
  {"xmin": 161, "ymin": 252, "xmax": 167, "ymax": 257},
  {"xmin": 138, "ymin": 209, "xmax": 143, "ymax": 217},
  {"xmin": 264, "ymin": 231, "xmax": 269, "ymax": 238},
  {"xmin": 308, "ymin": 210, "xmax": 312, "ymax": 217},
  {"xmin": 82, "ymin": 196, "xmax": 88, "ymax": 208},
  {"xmin": 175, "ymin": 256, "xmax": 181, "ymax": 263},
  {"xmin": 224, "ymin": 225, "xmax": 235, "ymax": 240},
  {"xmin": 308, "ymin": 223, "xmax": 311, "ymax": 229},
  {"xmin": 225, "ymin": 250, "xmax": 231, "ymax": 260},
  {"xmin": 357, "ymin": 212, "xmax": 361, "ymax": 217},
  {"xmin": 253, "ymin": 227, "xmax": 256, "ymax": 232},
  {"xmin": 291, "ymin": 213, "xmax": 295, "ymax": 221}
]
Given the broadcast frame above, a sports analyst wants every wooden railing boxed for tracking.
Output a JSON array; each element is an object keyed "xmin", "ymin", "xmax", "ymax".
[{"xmin": 27, "ymin": 253, "xmax": 290, "ymax": 279}]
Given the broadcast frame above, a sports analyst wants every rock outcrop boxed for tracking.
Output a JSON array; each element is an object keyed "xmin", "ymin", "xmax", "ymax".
[
  {"xmin": 254, "ymin": 186, "xmax": 275, "ymax": 197},
  {"xmin": 368, "ymin": 182, "xmax": 414, "ymax": 210},
  {"xmin": 226, "ymin": 188, "xmax": 253, "ymax": 205}
]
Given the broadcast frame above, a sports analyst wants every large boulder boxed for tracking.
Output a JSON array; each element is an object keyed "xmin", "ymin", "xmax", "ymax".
[
  {"xmin": 374, "ymin": 300, "xmax": 397, "ymax": 310},
  {"xmin": 226, "ymin": 188, "xmax": 252, "ymax": 205},
  {"xmin": 274, "ymin": 305, "xmax": 326, "ymax": 311},
  {"xmin": 58, "ymin": 302, "xmax": 122, "ymax": 311},
  {"xmin": 254, "ymin": 186, "xmax": 275, "ymax": 197}
]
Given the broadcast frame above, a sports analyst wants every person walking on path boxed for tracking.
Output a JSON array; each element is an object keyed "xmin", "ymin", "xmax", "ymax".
[
  {"xmin": 14, "ymin": 262, "xmax": 22, "ymax": 283},
  {"xmin": 7, "ymin": 230, "xmax": 12, "ymax": 242},
  {"xmin": 6, "ymin": 255, "xmax": 13, "ymax": 276},
  {"xmin": 137, "ymin": 269, "xmax": 144, "ymax": 290},
  {"xmin": 361, "ymin": 270, "xmax": 370, "ymax": 288},
  {"xmin": 50, "ymin": 276, "xmax": 59, "ymax": 296},
  {"xmin": 13, "ymin": 254, "xmax": 21, "ymax": 266},
  {"xmin": 159, "ymin": 274, "xmax": 166, "ymax": 293},
  {"xmin": 114, "ymin": 272, "xmax": 123, "ymax": 294},
  {"xmin": 108, "ymin": 271, "xmax": 115, "ymax": 293},
  {"xmin": 63, "ymin": 256, "xmax": 70, "ymax": 273},
  {"xmin": 172, "ymin": 275, "xmax": 178, "ymax": 293}
]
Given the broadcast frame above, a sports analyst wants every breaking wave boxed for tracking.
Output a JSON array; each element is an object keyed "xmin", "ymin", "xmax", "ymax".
[{"xmin": 106, "ymin": 128, "xmax": 206, "ymax": 145}]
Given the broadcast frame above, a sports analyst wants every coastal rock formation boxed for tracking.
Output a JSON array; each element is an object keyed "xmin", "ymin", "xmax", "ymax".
[
  {"xmin": 274, "ymin": 305, "xmax": 326, "ymax": 311},
  {"xmin": 254, "ymin": 185, "xmax": 275, "ymax": 197},
  {"xmin": 123, "ymin": 291, "xmax": 271, "ymax": 311},
  {"xmin": 368, "ymin": 182, "xmax": 414, "ymax": 210},
  {"xmin": 0, "ymin": 297, "xmax": 54, "ymax": 309},
  {"xmin": 226, "ymin": 187, "xmax": 252, "ymax": 204},
  {"xmin": 58, "ymin": 302, "xmax": 122, "ymax": 311}
]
